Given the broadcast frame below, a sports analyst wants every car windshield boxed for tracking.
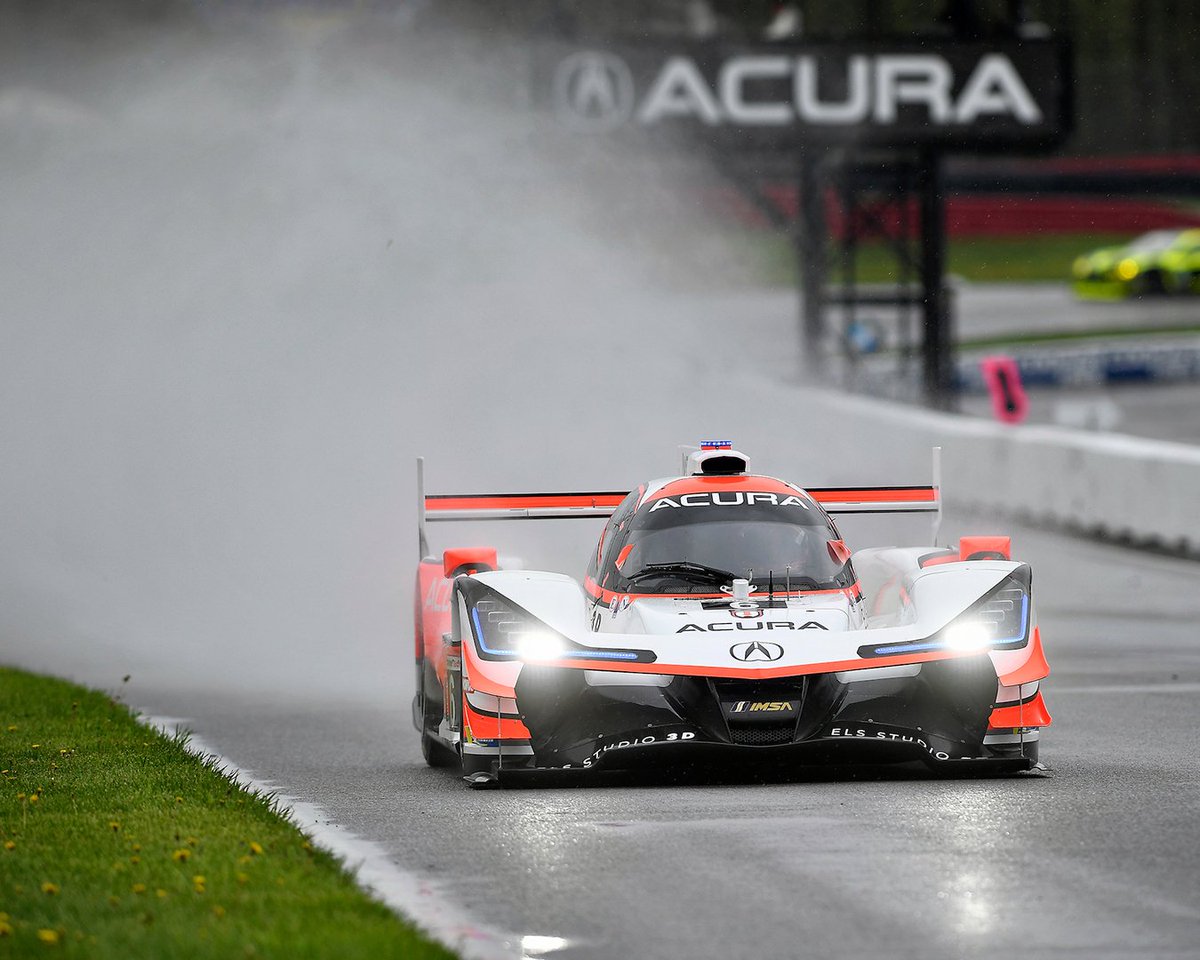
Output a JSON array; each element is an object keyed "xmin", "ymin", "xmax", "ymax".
[
  {"xmin": 1127, "ymin": 230, "xmax": 1180, "ymax": 253},
  {"xmin": 612, "ymin": 497, "xmax": 849, "ymax": 594}
]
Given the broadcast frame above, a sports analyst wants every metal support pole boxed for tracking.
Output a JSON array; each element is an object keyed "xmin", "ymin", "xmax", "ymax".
[
  {"xmin": 917, "ymin": 150, "xmax": 953, "ymax": 409},
  {"xmin": 796, "ymin": 149, "xmax": 827, "ymax": 376}
]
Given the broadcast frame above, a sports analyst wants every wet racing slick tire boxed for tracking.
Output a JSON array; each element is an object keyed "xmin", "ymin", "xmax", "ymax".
[{"xmin": 418, "ymin": 660, "xmax": 458, "ymax": 768}]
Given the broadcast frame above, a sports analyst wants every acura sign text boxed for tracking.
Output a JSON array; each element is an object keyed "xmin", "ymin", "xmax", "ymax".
[{"xmin": 539, "ymin": 40, "xmax": 1069, "ymax": 150}]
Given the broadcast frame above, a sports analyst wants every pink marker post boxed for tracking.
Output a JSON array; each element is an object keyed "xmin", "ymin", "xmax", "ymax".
[{"xmin": 980, "ymin": 356, "xmax": 1029, "ymax": 424}]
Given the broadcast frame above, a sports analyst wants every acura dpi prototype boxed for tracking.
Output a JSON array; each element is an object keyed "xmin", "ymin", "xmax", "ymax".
[{"xmin": 412, "ymin": 443, "xmax": 1050, "ymax": 787}]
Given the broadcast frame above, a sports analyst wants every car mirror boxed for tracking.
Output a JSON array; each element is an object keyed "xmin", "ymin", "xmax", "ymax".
[
  {"xmin": 827, "ymin": 540, "xmax": 852, "ymax": 565},
  {"xmin": 443, "ymin": 547, "xmax": 497, "ymax": 579}
]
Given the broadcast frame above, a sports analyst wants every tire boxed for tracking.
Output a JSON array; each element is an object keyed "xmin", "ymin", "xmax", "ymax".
[
  {"xmin": 421, "ymin": 727, "xmax": 459, "ymax": 768},
  {"xmin": 418, "ymin": 659, "xmax": 459, "ymax": 769},
  {"xmin": 1135, "ymin": 270, "xmax": 1166, "ymax": 296},
  {"xmin": 460, "ymin": 750, "xmax": 496, "ymax": 779},
  {"xmin": 988, "ymin": 739, "xmax": 1039, "ymax": 764}
]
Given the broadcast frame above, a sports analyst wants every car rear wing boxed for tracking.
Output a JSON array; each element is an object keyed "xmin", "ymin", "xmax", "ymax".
[{"xmin": 417, "ymin": 450, "xmax": 943, "ymax": 559}]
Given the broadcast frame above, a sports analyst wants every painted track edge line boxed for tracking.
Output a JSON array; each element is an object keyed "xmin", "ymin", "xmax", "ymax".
[{"xmin": 142, "ymin": 715, "xmax": 523, "ymax": 960}]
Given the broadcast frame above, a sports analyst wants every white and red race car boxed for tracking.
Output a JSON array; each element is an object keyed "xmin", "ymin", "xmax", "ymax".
[{"xmin": 412, "ymin": 443, "xmax": 1050, "ymax": 787}]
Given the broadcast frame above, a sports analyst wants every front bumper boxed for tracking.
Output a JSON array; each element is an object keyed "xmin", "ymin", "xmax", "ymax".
[
  {"xmin": 483, "ymin": 726, "xmax": 1035, "ymax": 787},
  {"xmin": 480, "ymin": 655, "xmax": 1037, "ymax": 787}
]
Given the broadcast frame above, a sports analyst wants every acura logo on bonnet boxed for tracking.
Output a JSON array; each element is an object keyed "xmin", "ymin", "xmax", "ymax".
[{"xmin": 729, "ymin": 641, "xmax": 784, "ymax": 662}]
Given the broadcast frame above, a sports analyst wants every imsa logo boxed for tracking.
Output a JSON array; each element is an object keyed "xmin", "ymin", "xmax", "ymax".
[{"xmin": 729, "ymin": 700, "xmax": 793, "ymax": 713}]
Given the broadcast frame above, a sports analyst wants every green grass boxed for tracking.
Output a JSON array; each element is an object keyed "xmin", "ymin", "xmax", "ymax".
[
  {"xmin": 0, "ymin": 667, "xmax": 455, "ymax": 959},
  {"xmin": 744, "ymin": 231, "xmax": 1137, "ymax": 285}
]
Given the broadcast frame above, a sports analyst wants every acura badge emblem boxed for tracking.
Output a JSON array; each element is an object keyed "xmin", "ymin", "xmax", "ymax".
[{"xmin": 729, "ymin": 640, "xmax": 785, "ymax": 662}]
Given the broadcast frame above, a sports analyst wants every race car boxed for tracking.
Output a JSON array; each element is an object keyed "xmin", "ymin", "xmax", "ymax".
[
  {"xmin": 412, "ymin": 443, "xmax": 1050, "ymax": 787},
  {"xmin": 1072, "ymin": 228, "xmax": 1200, "ymax": 299}
]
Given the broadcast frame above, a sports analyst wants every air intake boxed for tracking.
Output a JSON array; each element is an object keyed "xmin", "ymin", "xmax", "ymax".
[{"xmin": 686, "ymin": 448, "xmax": 750, "ymax": 476}]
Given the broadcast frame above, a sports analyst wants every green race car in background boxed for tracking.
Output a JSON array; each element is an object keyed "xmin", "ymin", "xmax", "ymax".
[{"xmin": 1073, "ymin": 228, "xmax": 1200, "ymax": 299}]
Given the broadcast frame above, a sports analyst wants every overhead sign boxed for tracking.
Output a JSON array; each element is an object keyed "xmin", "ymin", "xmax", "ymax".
[{"xmin": 538, "ymin": 40, "xmax": 1070, "ymax": 151}]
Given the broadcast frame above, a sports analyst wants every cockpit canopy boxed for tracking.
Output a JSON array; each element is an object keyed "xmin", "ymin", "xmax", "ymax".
[{"xmin": 588, "ymin": 481, "xmax": 853, "ymax": 595}]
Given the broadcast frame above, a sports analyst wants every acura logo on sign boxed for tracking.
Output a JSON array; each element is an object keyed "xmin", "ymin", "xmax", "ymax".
[
  {"xmin": 729, "ymin": 640, "xmax": 785, "ymax": 662},
  {"xmin": 553, "ymin": 51, "xmax": 635, "ymax": 130},
  {"xmin": 546, "ymin": 47, "xmax": 1059, "ymax": 140}
]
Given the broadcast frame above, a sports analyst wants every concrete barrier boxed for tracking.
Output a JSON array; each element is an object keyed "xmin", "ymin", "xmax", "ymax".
[{"xmin": 820, "ymin": 391, "xmax": 1200, "ymax": 554}]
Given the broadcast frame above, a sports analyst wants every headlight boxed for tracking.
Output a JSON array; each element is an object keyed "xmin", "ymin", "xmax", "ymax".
[
  {"xmin": 463, "ymin": 589, "xmax": 651, "ymax": 664},
  {"xmin": 1116, "ymin": 258, "xmax": 1140, "ymax": 280},
  {"xmin": 857, "ymin": 569, "xmax": 1031, "ymax": 659},
  {"xmin": 515, "ymin": 630, "xmax": 566, "ymax": 661},
  {"xmin": 942, "ymin": 622, "xmax": 993, "ymax": 652},
  {"xmin": 472, "ymin": 597, "xmax": 570, "ymax": 661}
]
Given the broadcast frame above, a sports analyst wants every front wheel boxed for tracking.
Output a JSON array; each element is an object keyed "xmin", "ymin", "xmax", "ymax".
[
  {"xmin": 1133, "ymin": 269, "xmax": 1167, "ymax": 297},
  {"xmin": 987, "ymin": 739, "xmax": 1039, "ymax": 764},
  {"xmin": 418, "ymin": 660, "xmax": 458, "ymax": 768},
  {"xmin": 421, "ymin": 727, "xmax": 459, "ymax": 768}
]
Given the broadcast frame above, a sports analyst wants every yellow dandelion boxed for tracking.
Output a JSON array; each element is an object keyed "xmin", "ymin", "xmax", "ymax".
[
  {"xmin": 130, "ymin": 856, "xmax": 140, "ymax": 865},
  {"xmin": 156, "ymin": 889, "xmax": 168, "ymax": 899},
  {"xmin": 236, "ymin": 855, "xmax": 251, "ymax": 865},
  {"xmin": 109, "ymin": 821, "xmax": 120, "ymax": 832},
  {"xmin": 212, "ymin": 905, "xmax": 226, "ymax": 919},
  {"xmin": 16, "ymin": 793, "xmax": 25, "ymax": 800},
  {"xmin": 132, "ymin": 843, "xmax": 141, "ymax": 852},
  {"xmin": 6, "ymin": 725, "xmax": 16, "ymax": 732},
  {"xmin": 174, "ymin": 796, "xmax": 183, "ymax": 804},
  {"xmin": 186, "ymin": 836, "xmax": 198, "ymax": 847},
  {"xmin": 27, "ymin": 794, "xmax": 38, "ymax": 805},
  {"xmin": 171, "ymin": 848, "xmax": 190, "ymax": 863},
  {"xmin": 236, "ymin": 872, "xmax": 249, "ymax": 885},
  {"xmin": 4, "ymin": 840, "xmax": 15, "ymax": 851},
  {"xmin": 41, "ymin": 881, "xmax": 60, "ymax": 895},
  {"xmin": 30, "ymin": 744, "xmax": 40, "ymax": 750},
  {"xmin": 131, "ymin": 883, "xmax": 146, "ymax": 895},
  {"xmin": 248, "ymin": 841, "xmax": 264, "ymax": 856},
  {"xmin": 193, "ymin": 875, "xmax": 206, "ymax": 885},
  {"xmin": 36, "ymin": 929, "xmax": 59, "ymax": 945},
  {"xmin": 0, "ymin": 919, "xmax": 11, "ymax": 937}
]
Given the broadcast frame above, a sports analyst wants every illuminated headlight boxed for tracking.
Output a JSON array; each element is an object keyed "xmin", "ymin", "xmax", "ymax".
[
  {"xmin": 857, "ymin": 570, "xmax": 1031, "ymax": 659},
  {"xmin": 473, "ymin": 599, "xmax": 566, "ymax": 660},
  {"xmin": 515, "ymin": 630, "xmax": 566, "ymax": 661},
  {"xmin": 466, "ymin": 593, "xmax": 646, "ymax": 663},
  {"xmin": 1116, "ymin": 258, "xmax": 1140, "ymax": 281},
  {"xmin": 942, "ymin": 622, "xmax": 993, "ymax": 652}
]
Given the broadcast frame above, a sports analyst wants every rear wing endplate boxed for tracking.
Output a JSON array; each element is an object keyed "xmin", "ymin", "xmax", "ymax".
[{"xmin": 417, "ymin": 450, "xmax": 943, "ymax": 560}]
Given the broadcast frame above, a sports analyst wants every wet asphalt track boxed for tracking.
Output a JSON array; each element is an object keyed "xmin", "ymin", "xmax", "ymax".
[{"xmin": 143, "ymin": 516, "xmax": 1200, "ymax": 960}]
